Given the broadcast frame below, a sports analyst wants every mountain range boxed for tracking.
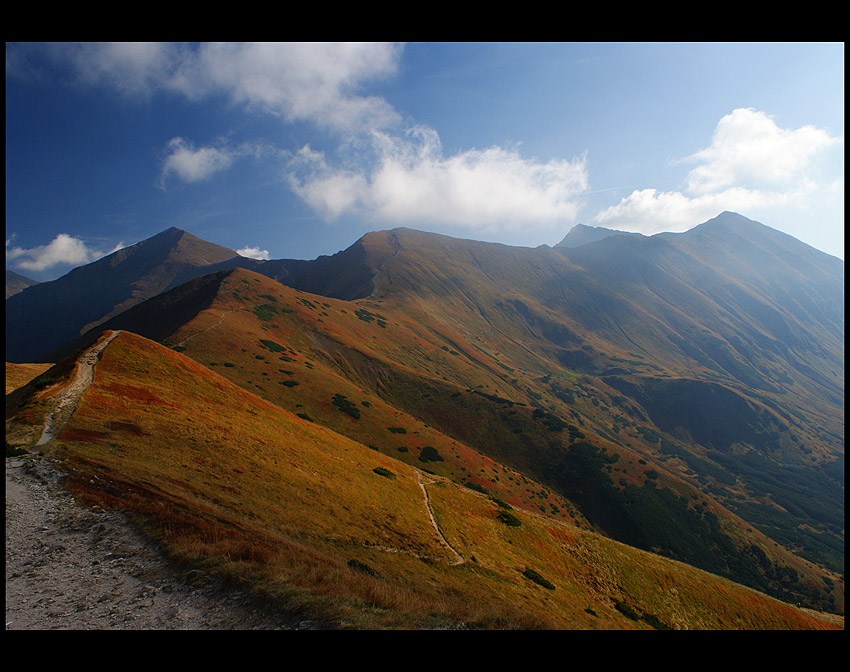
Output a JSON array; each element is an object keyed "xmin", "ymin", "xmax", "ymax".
[{"xmin": 5, "ymin": 211, "xmax": 844, "ymax": 628}]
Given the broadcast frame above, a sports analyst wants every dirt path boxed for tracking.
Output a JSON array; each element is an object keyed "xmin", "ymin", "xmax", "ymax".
[
  {"xmin": 416, "ymin": 471, "xmax": 464, "ymax": 566},
  {"xmin": 5, "ymin": 455, "xmax": 305, "ymax": 630},
  {"xmin": 36, "ymin": 331, "xmax": 122, "ymax": 446},
  {"xmin": 175, "ymin": 309, "xmax": 242, "ymax": 348}
]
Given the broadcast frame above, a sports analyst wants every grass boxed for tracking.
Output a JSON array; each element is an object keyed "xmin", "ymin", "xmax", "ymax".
[{"xmin": 26, "ymin": 332, "xmax": 839, "ymax": 630}]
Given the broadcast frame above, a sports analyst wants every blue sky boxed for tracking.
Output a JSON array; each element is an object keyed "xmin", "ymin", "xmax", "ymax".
[{"xmin": 6, "ymin": 42, "xmax": 844, "ymax": 281}]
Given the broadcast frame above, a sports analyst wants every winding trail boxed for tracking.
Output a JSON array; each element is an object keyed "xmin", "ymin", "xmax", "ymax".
[
  {"xmin": 36, "ymin": 331, "xmax": 122, "ymax": 446},
  {"xmin": 175, "ymin": 309, "xmax": 242, "ymax": 348},
  {"xmin": 416, "ymin": 471, "xmax": 464, "ymax": 566}
]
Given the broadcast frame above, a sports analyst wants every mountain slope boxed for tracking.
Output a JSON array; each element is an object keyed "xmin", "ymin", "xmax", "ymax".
[
  {"xmin": 6, "ymin": 269, "xmax": 40, "ymax": 299},
  {"xmin": 65, "ymin": 264, "xmax": 842, "ymax": 612},
  {"xmin": 555, "ymin": 223, "xmax": 643, "ymax": 248},
  {"xmin": 4, "ymin": 330, "xmax": 839, "ymax": 629},
  {"xmin": 5, "ymin": 228, "xmax": 256, "ymax": 363}
]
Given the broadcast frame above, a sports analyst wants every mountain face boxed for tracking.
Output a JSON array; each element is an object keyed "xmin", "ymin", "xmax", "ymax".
[
  {"xmin": 6, "ymin": 212, "xmax": 844, "ymax": 619},
  {"xmin": 6, "ymin": 269, "xmax": 39, "ymax": 299},
  {"xmin": 554, "ymin": 223, "xmax": 643, "ymax": 248},
  {"xmin": 5, "ymin": 330, "xmax": 839, "ymax": 629},
  {"xmin": 5, "ymin": 228, "xmax": 258, "ymax": 363}
]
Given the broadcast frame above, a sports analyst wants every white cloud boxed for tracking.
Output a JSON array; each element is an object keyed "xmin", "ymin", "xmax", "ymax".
[
  {"xmin": 160, "ymin": 137, "xmax": 235, "ymax": 184},
  {"xmin": 289, "ymin": 127, "xmax": 589, "ymax": 232},
  {"xmin": 6, "ymin": 234, "xmax": 124, "ymax": 272},
  {"xmin": 236, "ymin": 246, "xmax": 270, "ymax": 260},
  {"xmin": 594, "ymin": 108, "xmax": 843, "ymax": 233},
  {"xmin": 18, "ymin": 42, "xmax": 403, "ymax": 132}
]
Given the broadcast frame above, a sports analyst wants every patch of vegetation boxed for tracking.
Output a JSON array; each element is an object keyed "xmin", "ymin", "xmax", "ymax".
[
  {"xmin": 361, "ymin": 401, "xmax": 371, "ymax": 408},
  {"xmin": 354, "ymin": 308, "xmax": 387, "ymax": 324},
  {"xmin": 532, "ymin": 408, "xmax": 567, "ymax": 432},
  {"xmin": 296, "ymin": 413, "xmax": 313, "ymax": 422},
  {"xmin": 347, "ymin": 559, "xmax": 380, "ymax": 577},
  {"xmin": 465, "ymin": 481, "xmax": 488, "ymax": 494},
  {"xmin": 490, "ymin": 497, "xmax": 513, "ymax": 510},
  {"xmin": 496, "ymin": 511, "xmax": 522, "ymax": 527},
  {"xmin": 280, "ymin": 380, "xmax": 299, "ymax": 387},
  {"xmin": 372, "ymin": 467, "xmax": 396, "ymax": 479},
  {"xmin": 522, "ymin": 567, "xmax": 555, "ymax": 590},
  {"xmin": 172, "ymin": 345, "xmax": 186, "ymax": 353},
  {"xmin": 388, "ymin": 426, "xmax": 407, "ymax": 434},
  {"xmin": 645, "ymin": 470, "xmax": 659, "ymax": 480},
  {"xmin": 584, "ymin": 608, "xmax": 598, "ymax": 617},
  {"xmin": 614, "ymin": 600, "xmax": 641, "ymax": 620},
  {"xmin": 418, "ymin": 446, "xmax": 444, "ymax": 463},
  {"xmin": 278, "ymin": 355, "xmax": 295, "ymax": 362},
  {"xmin": 31, "ymin": 375, "xmax": 56, "ymax": 390},
  {"xmin": 397, "ymin": 446, "xmax": 409, "ymax": 453},
  {"xmin": 472, "ymin": 389, "xmax": 522, "ymax": 407},
  {"xmin": 259, "ymin": 339, "xmax": 285, "ymax": 353},
  {"xmin": 223, "ymin": 362, "xmax": 236, "ymax": 368},
  {"xmin": 332, "ymin": 394, "xmax": 361, "ymax": 419},
  {"xmin": 253, "ymin": 303, "xmax": 278, "ymax": 321}
]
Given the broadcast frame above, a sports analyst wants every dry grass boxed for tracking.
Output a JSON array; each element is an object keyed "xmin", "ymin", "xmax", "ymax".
[{"xmin": 27, "ymin": 331, "xmax": 837, "ymax": 630}]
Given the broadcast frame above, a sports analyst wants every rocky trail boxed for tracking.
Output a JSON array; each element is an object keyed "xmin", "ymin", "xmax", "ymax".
[{"xmin": 5, "ymin": 455, "xmax": 306, "ymax": 630}]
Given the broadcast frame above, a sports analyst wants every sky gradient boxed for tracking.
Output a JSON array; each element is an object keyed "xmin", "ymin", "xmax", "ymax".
[{"xmin": 6, "ymin": 42, "xmax": 844, "ymax": 281}]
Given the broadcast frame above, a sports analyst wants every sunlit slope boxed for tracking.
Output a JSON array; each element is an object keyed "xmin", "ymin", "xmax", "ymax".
[
  {"xmin": 7, "ymin": 331, "xmax": 838, "ymax": 630},
  {"xmin": 5, "ymin": 363, "xmax": 52, "ymax": 394},
  {"xmin": 70, "ymin": 269, "xmax": 585, "ymax": 525},
  {"xmin": 68, "ymin": 266, "xmax": 843, "ymax": 612}
]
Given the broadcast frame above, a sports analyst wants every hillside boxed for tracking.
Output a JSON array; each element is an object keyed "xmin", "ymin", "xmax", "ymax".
[
  {"xmin": 6, "ymin": 269, "xmax": 39, "ymax": 299},
  {"xmin": 5, "ymin": 331, "xmax": 839, "ymax": 630},
  {"xmin": 65, "ymin": 263, "xmax": 842, "ymax": 613},
  {"xmin": 5, "ymin": 228, "xmax": 256, "ymax": 363}
]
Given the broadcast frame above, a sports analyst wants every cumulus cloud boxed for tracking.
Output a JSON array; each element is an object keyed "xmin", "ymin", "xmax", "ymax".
[
  {"xmin": 289, "ymin": 127, "xmax": 589, "ymax": 232},
  {"xmin": 594, "ymin": 108, "xmax": 842, "ymax": 232},
  {"xmin": 160, "ymin": 137, "xmax": 235, "ymax": 184},
  {"xmin": 6, "ymin": 234, "xmax": 124, "ymax": 272},
  {"xmin": 11, "ymin": 42, "xmax": 402, "ymax": 132},
  {"xmin": 236, "ymin": 246, "xmax": 270, "ymax": 260}
]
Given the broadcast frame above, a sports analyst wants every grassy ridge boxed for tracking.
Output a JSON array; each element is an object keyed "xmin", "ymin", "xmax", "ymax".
[{"xmin": 14, "ymin": 331, "xmax": 837, "ymax": 629}]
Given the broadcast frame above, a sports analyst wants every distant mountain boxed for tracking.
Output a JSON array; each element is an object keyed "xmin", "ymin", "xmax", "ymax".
[
  {"xmin": 6, "ymin": 213, "xmax": 844, "ymax": 614},
  {"xmin": 555, "ymin": 223, "xmax": 643, "ymax": 248},
  {"xmin": 6, "ymin": 269, "xmax": 39, "ymax": 299},
  {"xmin": 5, "ymin": 227, "xmax": 258, "ymax": 362}
]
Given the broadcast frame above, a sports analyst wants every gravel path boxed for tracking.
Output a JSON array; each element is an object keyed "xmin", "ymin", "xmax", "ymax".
[
  {"xmin": 36, "ymin": 331, "xmax": 121, "ymax": 446},
  {"xmin": 5, "ymin": 455, "xmax": 306, "ymax": 630}
]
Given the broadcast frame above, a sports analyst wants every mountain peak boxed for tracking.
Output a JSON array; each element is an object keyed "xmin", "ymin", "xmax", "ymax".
[{"xmin": 555, "ymin": 223, "xmax": 643, "ymax": 249}]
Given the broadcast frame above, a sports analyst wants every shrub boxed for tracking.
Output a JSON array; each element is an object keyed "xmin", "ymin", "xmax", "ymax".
[
  {"xmin": 418, "ymin": 446, "xmax": 443, "ymax": 463},
  {"xmin": 253, "ymin": 304, "xmax": 277, "ymax": 321},
  {"xmin": 347, "ymin": 559, "xmax": 379, "ymax": 577},
  {"xmin": 332, "ymin": 394, "xmax": 361, "ymax": 419},
  {"xmin": 223, "ymin": 362, "xmax": 236, "ymax": 368},
  {"xmin": 280, "ymin": 380, "xmax": 299, "ymax": 387},
  {"xmin": 388, "ymin": 426, "xmax": 407, "ymax": 434},
  {"xmin": 259, "ymin": 339, "xmax": 285, "ymax": 353},
  {"xmin": 372, "ymin": 467, "xmax": 396, "ymax": 479},
  {"xmin": 496, "ymin": 511, "xmax": 521, "ymax": 527},
  {"xmin": 172, "ymin": 345, "xmax": 186, "ymax": 353},
  {"xmin": 465, "ymin": 481, "xmax": 488, "ymax": 494},
  {"xmin": 296, "ymin": 413, "xmax": 313, "ymax": 422},
  {"xmin": 490, "ymin": 497, "xmax": 513, "ymax": 510},
  {"xmin": 614, "ymin": 600, "xmax": 640, "ymax": 620},
  {"xmin": 522, "ymin": 567, "xmax": 555, "ymax": 590},
  {"xmin": 397, "ymin": 446, "xmax": 409, "ymax": 453}
]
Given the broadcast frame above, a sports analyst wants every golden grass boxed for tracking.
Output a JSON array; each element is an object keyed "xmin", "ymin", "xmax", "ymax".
[
  {"xmin": 30, "ymin": 331, "xmax": 837, "ymax": 630},
  {"xmin": 5, "ymin": 362, "xmax": 53, "ymax": 394}
]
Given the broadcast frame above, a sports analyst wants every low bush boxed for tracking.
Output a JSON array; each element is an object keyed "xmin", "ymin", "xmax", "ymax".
[
  {"xmin": 522, "ymin": 567, "xmax": 555, "ymax": 590},
  {"xmin": 496, "ymin": 511, "xmax": 521, "ymax": 527},
  {"xmin": 372, "ymin": 467, "xmax": 396, "ymax": 479}
]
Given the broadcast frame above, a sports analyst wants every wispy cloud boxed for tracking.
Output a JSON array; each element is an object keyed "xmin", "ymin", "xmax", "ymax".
[
  {"xmin": 160, "ymin": 137, "xmax": 235, "ymax": 184},
  {"xmin": 6, "ymin": 234, "xmax": 125, "ymax": 272},
  {"xmin": 236, "ymin": 246, "xmax": 270, "ymax": 260},
  {"xmin": 594, "ymin": 108, "xmax": 843, "ymax": 232},
  {"xmin": 289, "ymin": 126, "xmax": 589, "ymax": 232},
  {"xmin": 9, "ymin": 42, "xmax": 403, "ymax": 132}
]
